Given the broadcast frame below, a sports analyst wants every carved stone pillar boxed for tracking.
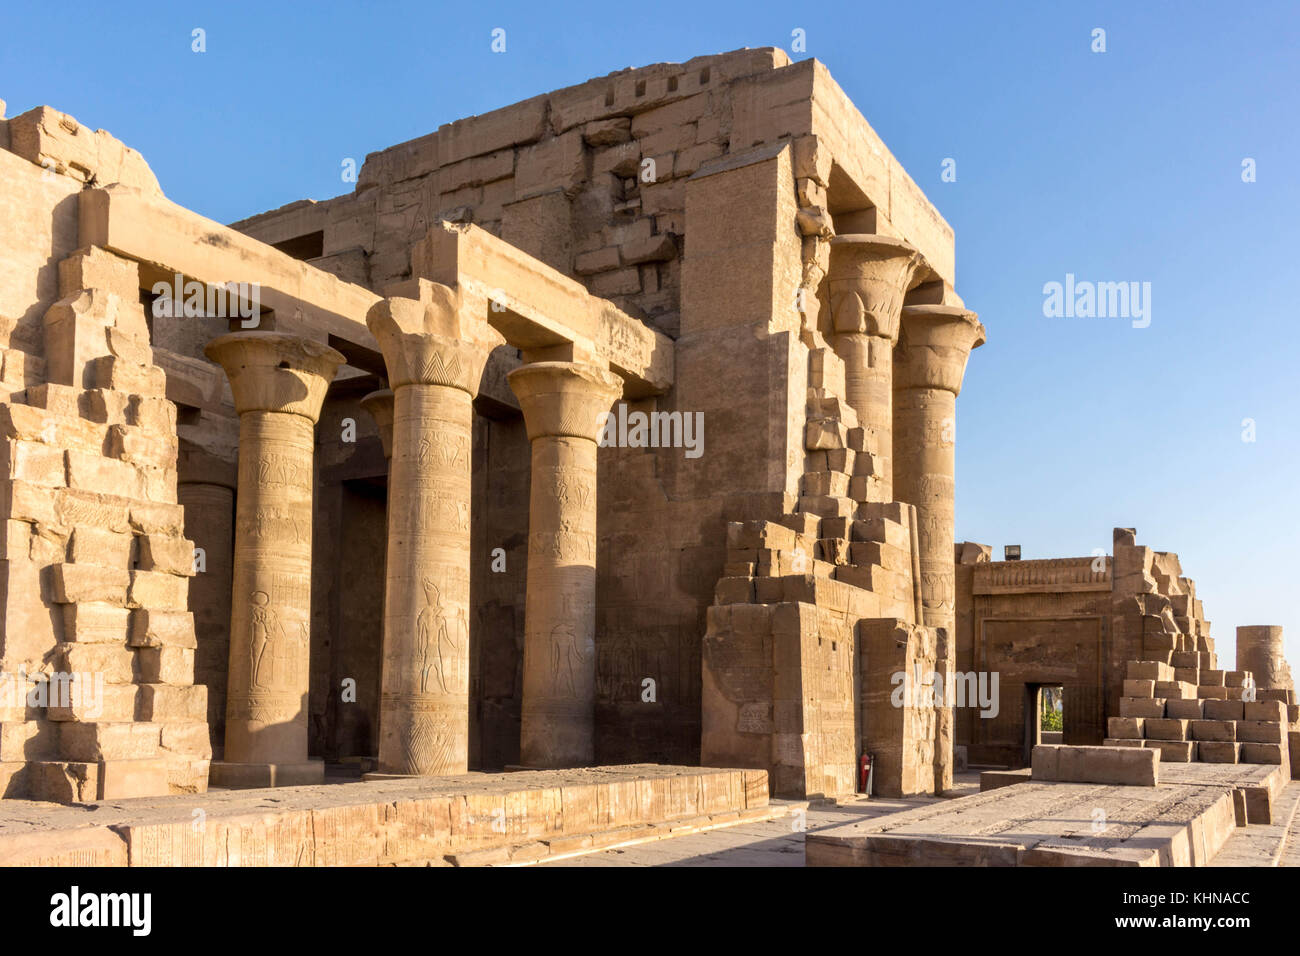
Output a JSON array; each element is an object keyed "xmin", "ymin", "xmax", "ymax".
[
  {"xmin": 893, "ymin": 303, "xmax": 985, "ymax": 794},
  {"xmin": 367, "ymin": 282, "xmax": 502, "ymax": 776},
  {"xmin": 204, "ymin": 332, "xmax": 343, "ymax": 788},
  {"xmin": 827, "ymin": 235, "xmax": 921, "ymax": 503},
  {"xmin": 508, "ymin": 361, "xmax": 622, "ymax": 768}
]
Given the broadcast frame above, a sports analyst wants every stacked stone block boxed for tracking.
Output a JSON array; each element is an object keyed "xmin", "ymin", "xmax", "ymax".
[
  {"xmin": 1106, "ymin": 658, "xmax": 1292, "ymax": 770},
  {"xmin": 234, "ymin": 51, "xmax": 802, "ymax": 341},
  {"xmin": 0, "ymin": 247, "xmax": 209, "ymax": 801}
]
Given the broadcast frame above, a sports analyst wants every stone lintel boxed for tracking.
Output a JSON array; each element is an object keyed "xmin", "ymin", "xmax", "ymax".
[
  {"xmin": 413, "ymin": 222, "xmax": 673, "ymax": 398},
  {"xmin": 79, "ymin": 187, "xmax": 672, "ymax": 400}
]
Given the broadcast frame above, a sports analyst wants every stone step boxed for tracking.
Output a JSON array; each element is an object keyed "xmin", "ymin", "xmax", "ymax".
[
  {"xmin": 800, "ymin": 470, "xmax": 849, "ymax": 498},
  {"xmin": 797, "ymin": 494, "xmax": 854, "ymax": 518},
  {"xmin": 47, "ymin": 682, "xmax": 139, "ymax": 722}
]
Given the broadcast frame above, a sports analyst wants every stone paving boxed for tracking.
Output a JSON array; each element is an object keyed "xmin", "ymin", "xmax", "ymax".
[
  {"xmin": 538, "ymin": 774, "xmax": 980, "ymax": 867},
  {"xmin": 1212, "ymin": 781, "xmax": 1300, "ymax": 866},
  {"xmin": 541, "ymin": 772, "xmax": 1300, "ymax": 867}
]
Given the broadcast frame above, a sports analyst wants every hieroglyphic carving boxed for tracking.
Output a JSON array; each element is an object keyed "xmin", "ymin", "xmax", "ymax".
[{"xmin": 248, "ymin": 590, "xmax": 280, "ymax": 690}]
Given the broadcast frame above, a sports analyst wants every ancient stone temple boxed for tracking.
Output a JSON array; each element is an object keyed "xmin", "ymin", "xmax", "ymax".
[
  {"xmin": 954, "ymin": 528, "xmax": 1299, "ymax": 773},
  {"xmin": 1, "ymin": 48, "xmax": 1294, "ymax": 869}
]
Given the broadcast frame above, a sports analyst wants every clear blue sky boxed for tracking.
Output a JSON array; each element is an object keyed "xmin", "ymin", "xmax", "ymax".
[{"xmin": 4, "ymin": 1, "xmax": 1298, "ymax": 665}]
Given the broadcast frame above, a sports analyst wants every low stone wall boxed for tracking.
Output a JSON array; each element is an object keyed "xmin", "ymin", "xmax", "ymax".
[{"xmin": 0, "ymin": 764, "xmax": 766, "ymax": 866}]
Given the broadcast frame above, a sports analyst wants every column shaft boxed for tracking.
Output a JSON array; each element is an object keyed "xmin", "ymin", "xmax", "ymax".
[
  {"xmin": 508, "ymin": 360, "xmax": 622, "ymax": 769},
  {"xmin": 377, "ymin": 383, "xmax": 474, "ymax": 775},
  {"xmin": 364, "ymin": 280, "xmax": 503, "ymax": 777},
  {"xmin": 520, "ymin": 434, "xmax": 599, "ymax": 766},
  {"xmin": 225, "ymin": 411, "xmax": 316, "ymax": 764},
  {"xmin": 893, "ymin": 303, "xmax": 985, "ymax": 796},
  {"xmin": 204, "ymin": 331, "xmax": 342, "ymax": 788},
  {"xmin": 894, "ymin": 387, "xmax": 957, "ymax": 628}
]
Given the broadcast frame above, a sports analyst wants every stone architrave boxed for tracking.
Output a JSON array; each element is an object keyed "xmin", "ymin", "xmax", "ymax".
[
  {"xmin": 204, "ymin": 332, "xmax": 344, "ymax": 788},
  {"xmin": 893, "ymin": 303, "xmax": 985, "ymax": 794},
  {"xmin": 827, "ymin": 235, "xmax": 922, "ymax": 502},
  {"xmin": 367, "ymin": 281, "xmax": 503, "ymax": 777},
  {"xmin": 508, "ymin": 361, "xmax": 623, "ymax": 768}
]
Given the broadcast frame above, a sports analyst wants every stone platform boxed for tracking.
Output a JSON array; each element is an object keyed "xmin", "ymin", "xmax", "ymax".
[
  {"xmin": 0, "ymin": 764, "xmax": 767, "ymax": 866},
  {"xmin": 807, "ymin": 762, "xmax": 1287, "ymax": 867}
]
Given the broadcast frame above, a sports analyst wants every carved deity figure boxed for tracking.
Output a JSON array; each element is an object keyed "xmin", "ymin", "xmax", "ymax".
[
  {"xmin": 550, "ymin": 620, "xmax": 583, "ymax": 697},
  {"xmin": 249, "ymin": 590, "xmax": 282, "ymax": 689},
  {"xmin": 416, "ymin": 577, "xmax": 464, "ymax": 693}
]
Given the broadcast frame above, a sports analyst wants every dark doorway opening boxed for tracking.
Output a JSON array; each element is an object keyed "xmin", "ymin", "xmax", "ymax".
[{"xmin": 1023, "ymin": 683, "xmax": 1064, "ymax": 763}]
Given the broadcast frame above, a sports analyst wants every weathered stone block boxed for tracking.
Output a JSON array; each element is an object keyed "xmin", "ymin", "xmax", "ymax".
[
  {"xmin": 1165, "ymin": 698, "xmax": 1204, "ymax": 719},
  {"xmin": 1144, "ymin": 718, "xmax": 1189, "ymax": 741},
  {"xmin": 1189, "ymin": 719, "xmax": 1235, "ymax": 741},
  {"xmin": 1236, "ymin": 720, "xmax": 1285, "ymax": 744},
  {"xmin": 1119, "ymin": 697, "xmax": 1166, "ymax": 719},
  {"xmin": 136, "ymin": 646, "xmax": 194, "ymax": 685}
]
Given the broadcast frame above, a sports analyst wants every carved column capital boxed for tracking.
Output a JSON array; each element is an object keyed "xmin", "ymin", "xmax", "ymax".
[
  {"xmin": 204, "ymin": 332, "xmax": 344, "ymax": 421},
  {"xmin": 507, "ymin": 361, "xmax": 624, "ymax": 443},
  {"xmin": 827, "ymin": 235, "xmax": 923, "ymax": 342},
  {"xmin": 895, "ymin": 305, "xmax": 986, "ymax": 395},
  {"xmin": 366, "ymin": 280, "xmax": 504, "ymax": 392}
]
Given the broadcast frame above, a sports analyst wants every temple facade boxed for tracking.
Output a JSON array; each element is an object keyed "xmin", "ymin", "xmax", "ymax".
[{"xmin": 20, "ymin": 47, "xmax": 1256, "ymax": 807}]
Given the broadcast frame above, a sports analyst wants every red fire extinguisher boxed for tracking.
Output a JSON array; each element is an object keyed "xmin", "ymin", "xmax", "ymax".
[{"xmin": 859, "ymin": 752, "xmax": 874, "ymax": 796}]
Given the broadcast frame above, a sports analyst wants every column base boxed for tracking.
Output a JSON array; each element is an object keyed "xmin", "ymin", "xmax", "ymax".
[
  {"xmin": 360, "ymin": 770, "xmax": 472, "ymax": 782},
  {"xmin": 209, "ymin": 759, "xmax": 324, "ymax": 789},
  {"xmin": 504, "ymin": 761, "xmax": 592, "ymax": 772}
]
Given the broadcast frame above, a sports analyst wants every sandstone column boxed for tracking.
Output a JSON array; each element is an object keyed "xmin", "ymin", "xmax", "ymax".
[
  {"xmin": 508, "ymin": 361, "xmax": 622, "ymax": 768},
  {"xmin": 893, "ymin": 304, "xmax": 985, "ymax": 794},
  {"xmin": 204, "ymin": 332, "xmax": 344, "ymax": 788},
  {"xmin": 367, "ymin": 282, "xmax": 502, "ymax": 776},
  {"xmin": 827, "ymin": 235, "xmax": 922, "ymax": 502},
  {"xmin": 1237, "ymin": 625, "xmax": 1292, "ymax": 691}
]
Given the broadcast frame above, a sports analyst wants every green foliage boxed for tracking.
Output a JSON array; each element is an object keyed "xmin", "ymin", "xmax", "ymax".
[{"xmin": 1041, "ymin": 695, "xmax": 1063, "ymax": 732}]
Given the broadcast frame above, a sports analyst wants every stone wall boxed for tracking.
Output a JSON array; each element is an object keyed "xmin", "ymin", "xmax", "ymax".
[
  {"xmin": 2, "ymin": 47, "xmax": 964, "ymax": 791},
  {"xmin": 0, "ymin": 117, "xmax": 209, "ymax": 799},
  {"xmin": 955, "ymin": 530, "xmax": 1224, "ymax": 768}
]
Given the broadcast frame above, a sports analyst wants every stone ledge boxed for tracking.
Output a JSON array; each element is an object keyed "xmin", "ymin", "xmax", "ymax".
[{"xmin": 0, "ymin": 764, "xmax": 766, "ymax": 866}]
